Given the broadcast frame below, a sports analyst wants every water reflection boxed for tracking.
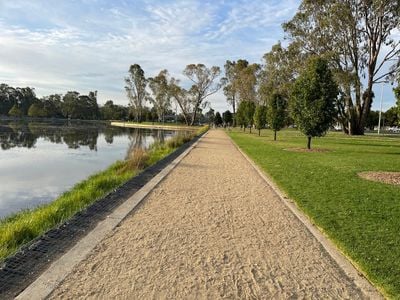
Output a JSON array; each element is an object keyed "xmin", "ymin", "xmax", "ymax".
[
  {"xmin": 0, "ymin": 121, "xmax": 132, "ymax": 151},
  {"xmin": 0, "ymin": 120, "xmax": 170, "ymax": 152},
  {"xmin": 0, "ymin": 120, "xmax": 176, "ymax": 218}
]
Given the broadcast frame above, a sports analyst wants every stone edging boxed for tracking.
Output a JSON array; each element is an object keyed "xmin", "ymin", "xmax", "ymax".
[{"xmin": 226, "ymin": 132, "xmax": 383, "ymax": 300}]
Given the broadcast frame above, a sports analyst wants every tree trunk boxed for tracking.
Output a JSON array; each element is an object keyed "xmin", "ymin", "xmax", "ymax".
[
  {"xmin": 232, "ymin": 97, "xmax": 236, "ymax": 127},
  {"xmin": 249, "ymin": 125, "xmax": 252, "ymax": 134},
  {"xmin": 307, "ymin": 136, "xmax": 312, "ymax": 149},
  {"xmin": 258, "ymin": 128, "xmax": 260, "ymax": 136},
  {"xmin": 274, "ymin": 130, "xmax": 277, "ymax": 141}
]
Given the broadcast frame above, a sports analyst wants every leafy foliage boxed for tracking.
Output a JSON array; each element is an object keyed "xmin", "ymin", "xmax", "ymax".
[
  {"xmin": 253, "ymin": 105, "xmax": 267, "ymax": 136},
  {"xmin": 222, "ymin": 110, "xmax": 233, "ymax": 126},
  {"xmin": 283, "ymin": 0, "xmax": 400, "ymax": 135},
  {"xmin": 148, "ymin": 70, "xmax": 172, "ymax": 123},
  {"xmin": 290, "ymin": 57, "xmax": 338, "ymax": 148},
  {"xmin": 395, "ymin": 85, "xmax": 400, "ymax": 125},
  {"xmin": 8, "ymin": 105, "xmax": 23, "ymax": 117},
  {"xmin": 214, "ymin": 112, "xmax": 223, "ymax": 126},
  {"xmin": 267, "ymin": 93, "xmax": 287, "ymax": 140},
  {"xmin": 125, "ymin": 64, "xmax": 148, "ymax": 122}
]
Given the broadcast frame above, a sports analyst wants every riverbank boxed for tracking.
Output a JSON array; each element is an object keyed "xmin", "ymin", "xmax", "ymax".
[
  {"xmin": 111, "ymin": 121, "xmax": 198, "ymax": 131},
  {"xmin": 0, "ymin": 126, "xmax": 208, "ymax": 262}
]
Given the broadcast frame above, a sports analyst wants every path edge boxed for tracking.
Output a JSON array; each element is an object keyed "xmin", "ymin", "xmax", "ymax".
[
  {"xmin": 226, "ymin": 131, "xmax": 383, "ymax": 300},
  {"xmin": 15, "ymin": 131, "xmax": 208, "ymax": 300}
]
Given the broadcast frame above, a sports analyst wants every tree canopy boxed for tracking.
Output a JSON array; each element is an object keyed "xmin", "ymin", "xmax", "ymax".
[
  {"xmin": 253, "ymin": 105, "xmax": 267, "ymax": 136},
  {"xmin": 290, "ymin": 57, "xmax": 338, "ymax": 149},
  {"xmin": 267, "ymin": 93, "xmax": 287, "ymax": 140},
  {"xmin": 125, "ymin": 64, "xmax": 148, "ymax": 122},
  {"xmin": 283, "ymin": 0, "xmax": 400, "ymax": 135}
]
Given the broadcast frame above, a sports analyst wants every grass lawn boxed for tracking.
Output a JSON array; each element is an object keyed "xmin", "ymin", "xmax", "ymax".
[{"xmin": 228, "ymin": 128, "xmax": 400, "ymax": 298}]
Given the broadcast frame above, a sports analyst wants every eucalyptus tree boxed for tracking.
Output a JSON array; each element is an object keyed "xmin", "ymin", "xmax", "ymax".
[
  {"xmin": 284, "ymin": 0, "xmax": 400, "ymax": 135},
  {"xmin": 260, "ymin": 42, "xmax": 302, "ymax": 102},
  {"xmin": 183, "ymin": 64, "xmax": 223, "ymax": 125},
  {"xmin": 0, "ymin": 84, "xmax": 37, "ymax": 116},
  {"xmin": 395, "ymin": 85, "xmax": 400, "ymax": 124},
  {"xmin": 169, "ymin": 78, "xmax": 193, "ymax": 126},
  {"xmin": 223, "ymin": 60, "xmax": 250, "ymax": 125},
  {"xmin": 236, "ymin": 63, "xmax": 260, "ymax": 105},
  {"xmin": 148, "ymin": 70, "xmax": 172, "ymax": 123},
  {"xmin": 125, "ymin": 64, "xmax": 147, "ymax": 122},
  {"xmin": 290, "ymin": 57, "xmax": 338, "ymax": 149}
]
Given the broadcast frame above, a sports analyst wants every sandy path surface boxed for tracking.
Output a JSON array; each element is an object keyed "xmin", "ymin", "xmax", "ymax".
[{"xmin": 50, "ymin": 130, "xmax": 365, "ymax": 299}]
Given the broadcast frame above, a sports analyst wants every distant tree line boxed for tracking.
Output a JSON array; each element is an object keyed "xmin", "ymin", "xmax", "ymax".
[
  {"xmin": 0, "ymin": 84, "xmax": 104, "ymax": 120},
  {"xmin": 125, "ymin": 63, "xmax": 223, "ymax": 126}
]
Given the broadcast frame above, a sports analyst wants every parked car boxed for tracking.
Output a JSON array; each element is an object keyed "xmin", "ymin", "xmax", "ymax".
[{"xmin": 388, "ymin": 126, "xmax": 400, "ymax": 133}]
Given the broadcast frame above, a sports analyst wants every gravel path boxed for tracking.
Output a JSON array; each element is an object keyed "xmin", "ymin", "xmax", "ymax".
[{"xmin": 50, "ymin": 130, "xmax": 366, "ymax": 299}]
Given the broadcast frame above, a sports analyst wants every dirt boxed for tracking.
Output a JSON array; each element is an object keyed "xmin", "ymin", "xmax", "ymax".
[
  {"xmin": 358, "ymin": 171, "xmax": 400, "ymax": 185},
  {"xmin": 49, "ymin": 130, "xmax": 366, "ymax": 299},
  {"xmin": 284, "ymin": 147, "xmax": 331, "ymax": 153}
]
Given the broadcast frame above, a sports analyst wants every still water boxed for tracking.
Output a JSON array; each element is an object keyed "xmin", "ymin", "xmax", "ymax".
[{"xmin": 0, "ymin": 120, "xmax": 176, "ymax": 219}]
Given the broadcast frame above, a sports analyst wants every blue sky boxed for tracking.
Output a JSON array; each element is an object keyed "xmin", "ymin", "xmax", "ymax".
[{"xmin": 0, "ymin": 0, "xmax": 397, "ymax": 113}]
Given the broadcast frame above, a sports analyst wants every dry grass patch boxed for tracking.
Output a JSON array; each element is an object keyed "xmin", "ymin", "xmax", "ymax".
[
  {"xmin": 358, "ymin": 171, "xmax": 400, "ymax": 185},
  {"xmin": 284, "ymin": 147, "xmax": 331, "ymax": 153}
]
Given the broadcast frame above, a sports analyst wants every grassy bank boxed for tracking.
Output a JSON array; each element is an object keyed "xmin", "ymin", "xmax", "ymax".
[
  {"xmin": 0, "ymin": 125, "xmax": 208, "ymax": 261},
  {"xmin": 111, "ymin": 121, "xmax": 201, "ymax": 131},
  {"xmin": 229, "ymin": 129, "xmax": 400, "ymax": 298}
]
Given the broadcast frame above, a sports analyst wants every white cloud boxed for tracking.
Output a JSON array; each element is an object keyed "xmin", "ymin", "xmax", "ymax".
[{"xmin": 0, "ymin": 0, "xmax": 303, "ymax": 112}]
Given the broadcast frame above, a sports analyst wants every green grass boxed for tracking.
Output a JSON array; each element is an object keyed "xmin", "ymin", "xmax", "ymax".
[
  {"xmin": 0, "ymin": 125, "xmax": 208, "ymax": 261},
  {"xmin": 228, "ymin": 128, "xmax": 400, "ymax": 298}
]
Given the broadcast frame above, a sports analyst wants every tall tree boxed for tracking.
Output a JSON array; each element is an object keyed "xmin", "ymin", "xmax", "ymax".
[
  {"xmin": 236, "ymin": 101, "xmax": 248, "ymax": 131},
  {"xmin": 215, "ymin": 112, "xmax": 223, "ymax": 126},
  {"xmin": 236, "ymin": 63, "xmax": 260, "ymax": 104},
  {"xmin": 384, "ymin": 107, "xmax": 399, "ymax": 127},
  {"xmin": 260, "ymin": 42, "xmax": 302, "ymax": 103},
  {"xmin": 222, "ymin": 110, "xmax": 233, "ymax": 126},
  {"xmin": 169, "ymin": 78, "xmax": 193, "ymax": 126},
  {"xmin": 183, "ymin": 64, "xmax": 222, "ymax": 125},
  {"xmin": 243, "ymin": 101, "xmax": 256, "ymax": 133},
  {"xmin": 125, "ymin": 64, "xmax": 147, "ymax": 122},
  {"xmin": 148, "ymin": 70, "xmax": 172, "ymax": 123},
  {"xmin": 395, "ymin": 85, "xmax": 400, "ymax": 125},
  {"xmin": 267, "ymin": 93, "xmax": 287, "ymax": 141},
  {"xmin": 284, "ymin": 0, "xmax": 400, "ymax": 135},
  {"xmin": 205, "ymin": 108, "xmax": 215, "ymax": 124},
  {"xmin": 223, "ymin": 60, "xmax": 250, "ymax": 125},
  {"xmin": 290, "ymin": 57, "xmax": 338, "ymax": 149},
  {"xmin": 0, "ymin": 84, "xmax": 14, "ymax": 115},
  {"xmin": 223, "ymin": 61, "xmax": 238, "ymax": 125}
]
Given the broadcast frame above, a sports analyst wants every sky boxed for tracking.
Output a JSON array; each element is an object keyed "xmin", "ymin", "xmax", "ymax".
[{"xmin": 0, "ymin": 0, "xmax": 398, "ymax": 113}]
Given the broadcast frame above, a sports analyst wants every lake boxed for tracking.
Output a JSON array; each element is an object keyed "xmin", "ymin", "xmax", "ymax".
[{"xmin": 0, "ymin": 120, "xmax": 176, "ymax": 219}]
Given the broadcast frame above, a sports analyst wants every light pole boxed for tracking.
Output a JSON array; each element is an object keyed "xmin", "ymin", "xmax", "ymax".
[{"xmin": 377, "ymin": 83, "xmax": 384, "ymax": 135}]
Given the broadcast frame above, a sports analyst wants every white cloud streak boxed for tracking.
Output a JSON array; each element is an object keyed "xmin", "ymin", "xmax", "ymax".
[{"xmin": 0, "ymin": 0, "xmax": 304, "ymax": 112}]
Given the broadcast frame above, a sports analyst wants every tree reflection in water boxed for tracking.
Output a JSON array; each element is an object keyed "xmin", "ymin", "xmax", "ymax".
[{"xmin": 0, "ymin": 120, "xmax": 174, "ymax": 152}]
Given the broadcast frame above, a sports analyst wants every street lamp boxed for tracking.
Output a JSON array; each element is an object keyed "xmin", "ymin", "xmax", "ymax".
[{"xmin": 377, "ymin": 83, "xmax": 384, "ymax": 135}]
